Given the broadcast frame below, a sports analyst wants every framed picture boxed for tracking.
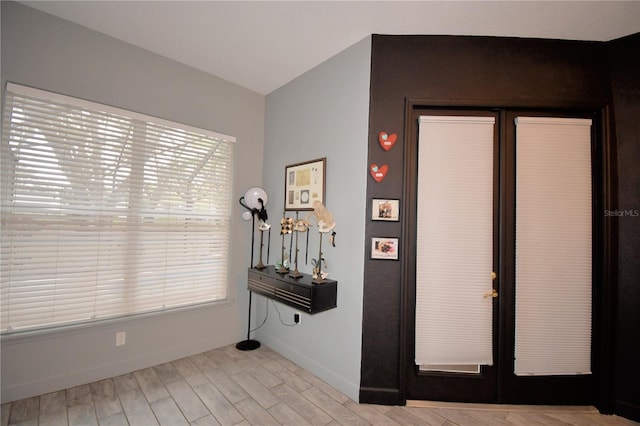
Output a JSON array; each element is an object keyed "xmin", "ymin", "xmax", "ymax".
[
  {"xmin": 285, "ymin": 158, "xmax": 326, "ymax": 211},
  {"xmin": 371, "ymin": 237, "xmax": 399, "ymax": 260},
  {"xmin": 372, "ymin": 198, "xmax": 400, "ymax": 221}
]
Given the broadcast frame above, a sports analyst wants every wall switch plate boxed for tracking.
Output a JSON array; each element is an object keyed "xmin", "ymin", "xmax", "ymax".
[{"xmin": 116, "ymin": 331, "xmax": 126, "ymax": 346}]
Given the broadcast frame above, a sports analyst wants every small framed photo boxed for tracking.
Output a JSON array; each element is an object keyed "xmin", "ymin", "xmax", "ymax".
[
  {"xmin": 284, "ymin": 158, "xmax": 326, "ymax": 211},
  {"xmin": 372, "ymin": 199, "xmax": 400, "ymax": 221},
  {"xmin": 371, "ymin": 237, "xmax": 399, "ymax": 260}
]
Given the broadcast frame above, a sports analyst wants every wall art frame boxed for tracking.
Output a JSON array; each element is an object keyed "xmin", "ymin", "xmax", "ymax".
[
  {"xmin": 371, "ymin": 237, "xmax": 399, "ymax": 260},
  {"xmin": 372, "ymin": 198, "xmax": 400, "ymax": 221},
  {"xmin": 285, "ymin": 157, "xmax": 326, "ymax": 211}
]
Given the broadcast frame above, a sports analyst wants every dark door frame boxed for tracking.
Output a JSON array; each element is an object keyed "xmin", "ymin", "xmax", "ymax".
[
  {"xmin": 402, "ymin": 107, "xmax": 501, "ymax": 403},
  {"xmin": 399, "ymin": 99, "xmax": 617, "ymax": 412}
]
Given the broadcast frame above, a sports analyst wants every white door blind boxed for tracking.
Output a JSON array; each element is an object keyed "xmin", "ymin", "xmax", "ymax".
[
  {"xmin": 514, "ymin": 116, "xmax": 592, "ymax": 376},
  {"xmin": 415, "ymin": 116, "xmax": 495, "ymax": 367},
  {"xmin": 1, "ymin": 83, "xmax": 235, "ymax": 333}
]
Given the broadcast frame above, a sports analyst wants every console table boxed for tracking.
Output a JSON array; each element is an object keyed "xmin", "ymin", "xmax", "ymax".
[{"xmin": 247, "ymin": 266, "xmax": 337, "ymax": 313}]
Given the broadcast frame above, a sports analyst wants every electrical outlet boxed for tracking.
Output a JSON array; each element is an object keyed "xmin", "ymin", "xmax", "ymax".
[
  {"xmin": 294, "ymin": 312, "xmax": 300, "ymax": 324},
  {"xmin": 115, "ymin": 331, "xmax": 126, "ymax": 346}
]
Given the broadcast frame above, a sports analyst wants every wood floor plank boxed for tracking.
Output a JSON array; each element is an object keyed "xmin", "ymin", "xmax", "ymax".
[
  {"xmin": 39, "ymin": 391, "xmax": 66, "ymax": 413},
  {"xmin": 222, "ymin": 344, "xmax": 248, "ymax": 361},
  {"xmin": 67, "ymin": 402, "xmax": 98, "ymax": 426},
  {"xmin": 219, "ymin": 359, "xmax": 249, "ymax": 376},
  {"xmin": 234, "ymin": 397, "xmax": 280, "ymax": 426},
  {"xmin": 1, "ymin": 403, "xmax": 10, "ymax": 426},
  {"xmin": 118, "ymin": 388, "xmax": 159, "ymax": 426},
  {"xmin": 89, "ymin": 379, "xmax": 123, "ymax": 420},
  {"xmin": 153, "ymin": 362, "xmax": 185, "ymax": 385},
  {"xmin": 262, "ymin": 359, "xmax": 312, "ymax": 393},
  {"xmin": 112, "ymin": 372, "xmax": 140, "ymax": 395},
  {"xmin": 505, "ymin": 410, "xmax": 567, "ymax": 425},
  {"xmin": 401, "ymin": 406, "xmax": 448, "ymax": 426},
  {"xmin": 66, "ymin": 384, "xmax": 92, "ymax": 408},
  {"xmin": 189, "ymin": 353, "xmax": 218, "ymax": 373},
  {"xmin": 249, "ymin": 347, "xmax": 281, "ymax": 366},
  {"xmin": 164, "ymin": 379, "xmax": 211, "ymax": 423},
  {"xmin": 231, "ymin": 370, "xmax": 280, "ymax": 409},
  {"xmin": 370, "ymin": 403, "xmax": 394, "ymax": 414},
  {"xmin": 300, "ymin": 386, "xmax": 369, "ymax": 426},
  {"xmin": 204, "ymin": 368, "xmax": 250, "ymax": 404},
  {"xmin": 279, "ymin": 357, "xmax": 303, "ymax": 373},
  {"xmin": 383, "ymin": 406, "xmax": 430, "ymax": 426},
  {"xmin": 296, "ymin": 369, "xmax": 349, "ymax": 404},
  {"xmin": 89, "ymin": 379, "xmax": 116, "ymax": 399},
  {"xmin": 203, "ymin": 347, "xmax": 235, "ymax": 368},
  {"xmin": 274, "ymin": 367, "xmax": 313, "ymax": 393},
  {"xmin": 267, "ymin": 402, "xmax": 312, "ymax": 426},
  {"xmin": 244, "ymin": 365, "xmax": 283, "ymax": 389},
  {"xmin": 345, "ymin": 400, "xmax": 402, "ymax": 425},
  {"xmin": 460, "ymin": 409, "xmax": 512, "ymax": 425},
  {"xmin": 8, "ymin": 396, "xmax": 39, "ymax": 425},
  {"xmin": 431, "ymin": 407, "xmax": 497, "ymax": 426},
  {"xmin": 172, "ymin": 357, "xmax": 210, "ymax": 388},
  {"xmin": 39, "ymin": 390, "xmax": 68, "ymax": 426},
  {"xmin": 548, "ymin": 412, "xmax": 637, "ymax": 425},
  {"xmin": 150, "ymin": 396, "xmax": 189, "ymax": 426},
  {"xmin": 134, "ymin": 367, "xmax": 170, "ymax": 403},
  {"xmin": 190, "ymin": 414, "xmax": 222, "ymax": 426},
  {"xmin": 193, "ymin": 382, "xmax": 244, "ymax": 426},
  {"xmin": 97, "ymin": 412, "xmax": 129, "ymax": 426},
  {"xmin": 270, "ymin": 383, "xmax": 333, "ymax": 426}
]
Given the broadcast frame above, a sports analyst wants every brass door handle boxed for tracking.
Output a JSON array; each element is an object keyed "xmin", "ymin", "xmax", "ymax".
[{"xmin": 484, "ymin": 289, "xmax": 498, "ymax": 298}]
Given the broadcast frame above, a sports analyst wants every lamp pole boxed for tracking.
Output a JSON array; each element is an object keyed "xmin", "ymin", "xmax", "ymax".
[{"xmin": 236, "ymin": 188, "xmax": 268, "ymax": 351}]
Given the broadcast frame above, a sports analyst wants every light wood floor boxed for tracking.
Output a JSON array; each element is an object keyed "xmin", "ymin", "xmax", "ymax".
[{"xmin": 1, "ymin": 344, "xmax": 637, "ymax": 426}]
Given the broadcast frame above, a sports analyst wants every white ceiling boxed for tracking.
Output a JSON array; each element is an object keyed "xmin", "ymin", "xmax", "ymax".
[{"xmin": 19, "ymin": 1, "xmax": 640, "ymax": 95}]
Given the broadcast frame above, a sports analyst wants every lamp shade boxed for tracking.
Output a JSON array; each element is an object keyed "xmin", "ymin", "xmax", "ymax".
[{"xmin": 243, "ymin": 187, "xmax": 268, "ymax": 209}]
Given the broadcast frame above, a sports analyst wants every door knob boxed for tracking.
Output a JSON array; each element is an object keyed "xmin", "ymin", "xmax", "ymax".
[{"xmin": 483, "ymin": 289, "xmax": 498, "ymax": 298}]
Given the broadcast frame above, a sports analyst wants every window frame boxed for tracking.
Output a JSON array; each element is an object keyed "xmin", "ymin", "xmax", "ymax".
[{"xmin": 1, "ymin": 83, "xmax": 236, "ymax": 334}]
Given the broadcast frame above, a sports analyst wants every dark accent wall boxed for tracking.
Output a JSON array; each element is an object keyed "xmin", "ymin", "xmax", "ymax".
[
  {"xmin": 607, "ymin": 33, "xmax": 640, "ymax": 423},
  {"xmin": 360, "ymin": 34, "xmax": 635, "ymax": 419}
]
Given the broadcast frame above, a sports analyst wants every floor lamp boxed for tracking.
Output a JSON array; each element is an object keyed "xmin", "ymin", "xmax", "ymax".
[{"xmin": 236, "ymin": 187, "xmax": 268, "ymax": 351}]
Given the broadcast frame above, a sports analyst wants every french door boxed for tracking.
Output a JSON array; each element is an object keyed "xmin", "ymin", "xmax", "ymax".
[{"xmin": 404, "ymin": 107, "xmax": 599, "ymax": 404}]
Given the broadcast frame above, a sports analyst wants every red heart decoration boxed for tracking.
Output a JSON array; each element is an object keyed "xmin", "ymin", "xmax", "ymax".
[
  {"xmin": 378, "ymin": 132, "xmax": 398, "ymax": 151},
  {"xmin": 369, "ymin": 164, "xmax": 389, "ymax": 182}
]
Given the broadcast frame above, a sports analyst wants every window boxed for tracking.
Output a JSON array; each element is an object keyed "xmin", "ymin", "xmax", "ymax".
[{"xmin": 1, "ymin": 83, "xmax": 235, "ymax": 333}]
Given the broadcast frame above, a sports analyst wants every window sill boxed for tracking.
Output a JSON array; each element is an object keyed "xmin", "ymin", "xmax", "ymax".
[{"xmin": 1, "ymin": 299, "xmax": 235, "ymax": 343}]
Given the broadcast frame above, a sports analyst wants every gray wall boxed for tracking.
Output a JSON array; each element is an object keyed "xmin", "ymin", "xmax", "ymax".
[
  {"xmin": 260, "ymin": 37, "xmax": 371, "ymax": 401},
  {"xmin": 1, "ymin": 1, "xmax": 265, "ymax": 402}
]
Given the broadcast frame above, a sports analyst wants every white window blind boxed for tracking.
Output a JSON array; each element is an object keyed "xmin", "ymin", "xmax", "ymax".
[
  {"xmin": 514, "ymin": 116, "xmax": 592, "ymax": 376},
  {"xmin": 1, "ymin": 83, "xmax": 235, "ymax": 333},
  {"xmin": 415, "ymin": 115, "xmax": 495, "ymax": 367}
]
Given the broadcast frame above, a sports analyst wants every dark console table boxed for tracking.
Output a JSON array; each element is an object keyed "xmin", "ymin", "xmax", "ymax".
[{"xmin": 247, "ymin": 266, "xmax": 337, "ymax": 313}]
